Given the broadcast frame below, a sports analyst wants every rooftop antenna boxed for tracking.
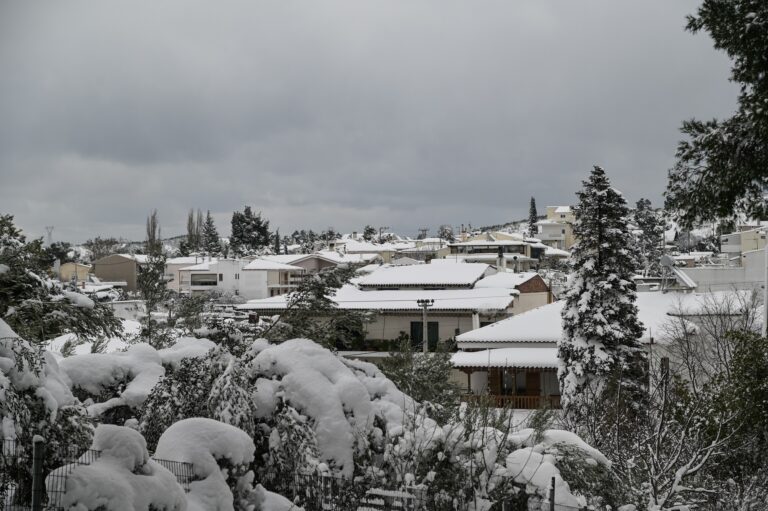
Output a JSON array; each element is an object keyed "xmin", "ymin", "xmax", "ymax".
[
  {"xmin": 659, "ymin": 255, "xmax": 676, "ymax": 293},
  {"xmin": 44, "ymin": 226, "xmax": 54, "ymax": 246}
]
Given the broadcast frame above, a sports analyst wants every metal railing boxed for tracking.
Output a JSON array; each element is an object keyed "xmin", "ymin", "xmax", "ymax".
[{"xmin": 461, "ymin": 394, "xmax": 561, "ymax": 410}]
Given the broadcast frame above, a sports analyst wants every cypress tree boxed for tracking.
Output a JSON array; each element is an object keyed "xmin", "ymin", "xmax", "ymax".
[
  {"xmin": 634, "ymin": 198, "xmax": 665, "ymax": 277},
  {"xmin": 559, "ymin": 166, "xmax": 645, "ymax": 405},
  {"xmin": 527, "ymin": 197, "xmax": 538, "ymax": 238}
]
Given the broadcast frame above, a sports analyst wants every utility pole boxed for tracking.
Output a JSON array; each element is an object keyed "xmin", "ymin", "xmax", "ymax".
[
  {"xmin": 763, "ymin": 232, "xmax": 768, "ymax": 338},
  {"xmin": 416, "ymin": 299, "xmax": 434, "ymax": 353}
]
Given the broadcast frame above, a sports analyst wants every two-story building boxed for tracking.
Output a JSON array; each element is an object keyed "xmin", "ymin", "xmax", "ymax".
[
  {"xmin": 535, "ymin": 206, "xmax": 575, "ymax": 250},
  {"xmin": 238, "ymin": 262, "xmax": 551, "ymax": 350},
  {"xmin": 178, "ymin": 258, "xmax": 305, "ymax": 299}
]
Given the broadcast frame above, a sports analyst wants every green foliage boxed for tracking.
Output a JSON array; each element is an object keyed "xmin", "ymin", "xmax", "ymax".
[
  {"xmin": 230, "ymin": 206, "xmax": 270, "ymax": 256},
  {"xmin": 527, "ymin": 196, "xmax": 538, "ymax": 238},
  {"xmin": 263, "ymin": 265, "xmax": 369, "ymax": 349},
  {"xmin": 0, "ymin": 214, "xmax": 122, "ymax": 344},
  {"xmin": 172, "ymin": 293, "xmax": 208, "ymax": 332},
  {"xmin": 634, "ymin": 198, "xmax": 665, "ymax": 276},
  {"xmin": 139, "ymin": 355, "xmax": 219, "ymax": 450},
  {"xmin": 82, "ymin": 236, "xmax": 120, "ymax": 261},
  {"xmin": 362, "ymin": 225, "xmax": 377, "ymax": 241},
  {"xmin": 665, "ymin": 0, "xmax": 768, "ymax": 227},
  {"xmin": 559, "ymin": 166, "xmax": 646, "ymax": 404},
  {"xmin": 378, "ymin": 338, "xmax": 460, "ymax": 424},
  {"xmin": 137, "ymin": 210, "xmax": 170, "ymax": 348},
  {"xmin": 0, "ymin": 336, "xmax": 93, "ymax": 505},
  {"xmin": 201, "ymin": 210, "xmax": 221, "ymax": 256}
]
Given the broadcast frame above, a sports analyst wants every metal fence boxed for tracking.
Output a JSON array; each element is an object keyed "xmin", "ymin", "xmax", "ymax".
[
  {"xmin": 258, "ymin": 471, "xmax": 467, "ymax": 511},
  {"xmin": 1, "ymin": 438, "xmax": 195, "ymax": 511}
]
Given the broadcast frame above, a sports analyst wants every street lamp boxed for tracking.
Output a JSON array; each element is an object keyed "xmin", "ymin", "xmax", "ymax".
[{"xmin": 416, "ymin": 299, "xmax": 434, "ymax": 353}]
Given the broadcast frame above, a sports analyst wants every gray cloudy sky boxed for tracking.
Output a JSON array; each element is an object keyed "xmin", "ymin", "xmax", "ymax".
[{"xmin": 0, "ymin": 1, "xmax": 738, "ymax": 242}]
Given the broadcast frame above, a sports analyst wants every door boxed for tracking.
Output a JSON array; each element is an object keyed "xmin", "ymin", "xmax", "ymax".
[
  {"xmin": 410, "ymin": 321, "xmax": 439, "ymax": 350},
  {"xmin": 525, "ymin": 371, "xmax": 541, "ymax": 396}
]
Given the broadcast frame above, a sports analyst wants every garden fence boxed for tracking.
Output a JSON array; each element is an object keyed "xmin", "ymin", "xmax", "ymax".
[{"xmin": 1, "ymin": 438, "xmax": 194, "ymax": 511}]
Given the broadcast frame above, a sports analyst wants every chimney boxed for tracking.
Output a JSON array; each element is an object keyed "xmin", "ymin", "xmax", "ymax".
[{"xmin": 497, "ymin": 246, "xmax": 506, "ymax": 272}]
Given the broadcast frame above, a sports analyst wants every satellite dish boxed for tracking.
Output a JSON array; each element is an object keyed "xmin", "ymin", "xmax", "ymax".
[{"xmin": 660, "ymin": 255, "xmax": 675, "ymax": 268}]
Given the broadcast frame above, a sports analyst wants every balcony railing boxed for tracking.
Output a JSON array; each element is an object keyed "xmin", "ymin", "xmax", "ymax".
[{"xmin": 461, "ymin": 394, "xmax": 561, "ymax": 410}]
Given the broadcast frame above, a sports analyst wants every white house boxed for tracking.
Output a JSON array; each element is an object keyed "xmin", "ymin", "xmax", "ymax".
[
  {"xmin": 178, "ymin": 258, "xmax": 304, "ymax": 300},
  {"xmin": 451, "ymin": 290, "xmax": 750, "ymax": 409}
]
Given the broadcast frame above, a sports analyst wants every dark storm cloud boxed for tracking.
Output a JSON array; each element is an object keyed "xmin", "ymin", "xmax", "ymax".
[{"xmin": 0, "ymin": 0, "xmax": 737, "ymax": 242}]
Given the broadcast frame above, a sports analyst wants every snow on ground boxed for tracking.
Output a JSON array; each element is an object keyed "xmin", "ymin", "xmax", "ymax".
[{"xmin": 48, "ymin": 425, "xmax": 186, "ymax": 511}]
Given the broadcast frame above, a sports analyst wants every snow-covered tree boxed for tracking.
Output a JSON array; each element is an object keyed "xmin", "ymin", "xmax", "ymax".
[
  {"xmin": 230, "ymin": 206, "xmax": 270, "ymax": 256},
  {"xmin": 137, "ymin": 210, "xmax": 169, "ymax": 348},
  {"xmin": 559, "ymin": 166, "xmax": 645, "ymax": 406},
  {"xmin": 139, "ymin": 355, "xmax": 217, "ymax": 450},
  {"xmin": 665, "ymin": 0, "xmax": 768, "ymax": 227},
  {"xmin": 0, "ymin": 319, "xmax": 93, "ymax": 505},
  {"xmin": 362, "ymin": 225, "xmax": 377, "ymax": 241},
  {"xmin": 0, "ymin": 215, "xmax": 122, "ymax": 344},
  {"xmin": 634, "ymin": 198, "xmax": 665, "ymax": 276},
  {"xmin": 208, "ymin": 358, "xmax": 257, "ymax": 437},
  {"xmin": 527, "ymin": 196, "xmax": 538, "ymax": 238},
  {"xmin": 201, "ymin": 210, "xmax": 221, "ymax": 256},
  {"xmin": 437, "ymin": 224, "xmax": 455, "ymax": 242}
]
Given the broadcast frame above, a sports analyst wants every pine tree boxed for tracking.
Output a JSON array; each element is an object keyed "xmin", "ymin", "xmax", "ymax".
[
  {"xmin": 230, "ymin": 206, "xmax": 270, "ymax": 256},
  {"xmin": 0, "ymin": 215, "xmax": 122, "ymax": 343},
  {"xmin": 559, "ymin": 166, "xmax": 645, "ymax": 406},
  {"xmin": 634, "ymin": 198, "xmax": 665, "ymax": 277},
  {"xmin": 202, "ymin": 210, "xmax": 221, "ymax": 256},
  {"xmin": 527, "ymin": 197, "xmax": 538, "ymax": 238},
  {"xmin": 665, "ymin": 0, "xmax": 768, "ymax": 227}
]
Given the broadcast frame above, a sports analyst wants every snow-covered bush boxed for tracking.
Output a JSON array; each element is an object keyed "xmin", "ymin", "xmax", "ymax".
[
  {"xmin": 0, "ymin": 319, "xmax": 92, "ymax": 505},
  {"xmin": 139, "ymin": 344, "xmax": 254, "ymax": 450},
  {"xmin": 56, "ymin": 337, "xmax": 215, "ymax": 428},
  {"xmin": 48, "ymin": 425, "xmax": 186, "ymax": 511},
  {"xmin": 155, "ymin": 418, "xmax": 257, "ymax": 511}
]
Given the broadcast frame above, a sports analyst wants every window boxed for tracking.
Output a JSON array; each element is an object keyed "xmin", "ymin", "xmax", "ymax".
[
  {"xmin": 190, "ymin": 274, "xmax": 217, "ymax": 286},
  {"xmin": 218, "ymin": 274, "xmax": 223, "ymax": 282},
  {"xmin": 561, "ymin": 229, "xmax": 566, "ymax": 234}
]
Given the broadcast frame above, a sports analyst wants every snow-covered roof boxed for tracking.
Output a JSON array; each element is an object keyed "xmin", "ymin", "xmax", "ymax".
[
  {"xmin": 114, "ymin": 254, "xmax": 149, "ymax": 264},
  {"xmin": 449, "ymin": 239, "xmax": 526, "ymax": 247},
  {"xmin": 334, "ymin": 239, "xmax": 416, "ymax": 253},
  {"xmin": 474, "ymin": 272, "xmax": 540, "ymax": 289},
  {"xmin": 180, "ymin": 259, "xmax": 218, "ymax": 271},
  {"xmin": 259, "ymin": 254, "xmax": 340, "ymax": 266},
  {"xmin": 242, "ymin": 258, "xmax": 304, "ymax": 271},
  {"xmin": 451, "ymin": 347, "xmax": 558, "ymax": 369},
  {"xmin": 554, "ymin": 206, "xmax": 572, "ymax": 214},
  {"xmin": 355, "ymin": 263, "xmax": 490, "ymax": 288},
  {"xmin": 317, "ymin": 251, "xmax": 381, "ymax": 264},
  {"xmin": 238, "ymin": 284, "xmax": 515, "ymax": 312},
  {"xmin": 166, "ymin": 257, "xmax": 204, "ymax": 265},
  {"xmin": 544, "ymin": 247, "xmax": 570, "ymax": 258},
  {"xmin": 456, "ymin": 291, "xmax": 741, "ymax": 346}
]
